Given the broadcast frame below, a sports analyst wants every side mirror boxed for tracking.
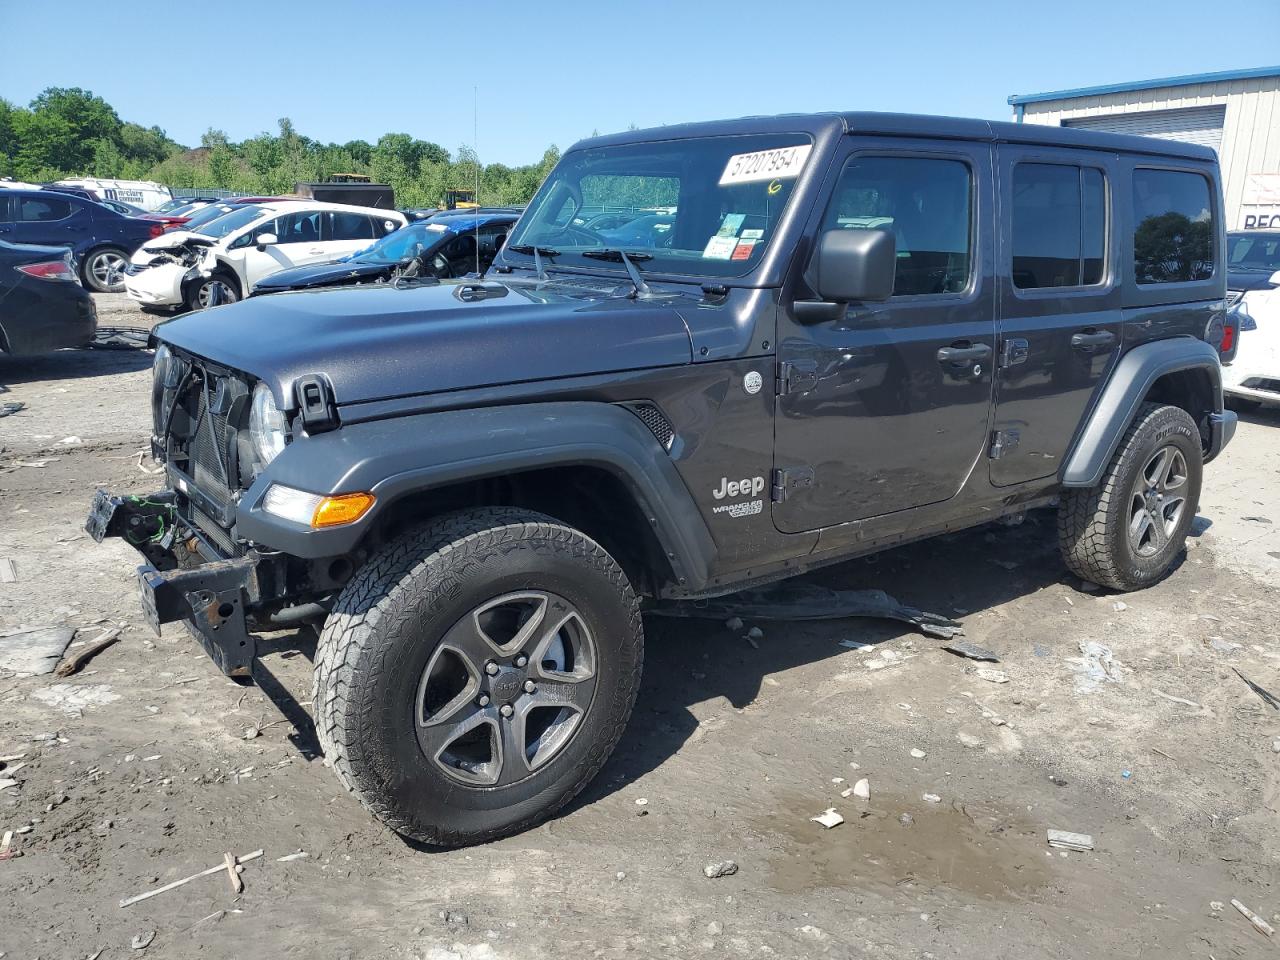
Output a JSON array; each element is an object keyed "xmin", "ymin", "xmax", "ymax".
[
  {"xmin": 255, "ymin": 232, "xmax": 278, "ymax": 251},
  {"xmin": 796, "ymin": 228, "xmax": 896, "ymax": 323},
  {"xmin": 1269, "ymin": 269, "xmax": 1280, "ymax": 287}
]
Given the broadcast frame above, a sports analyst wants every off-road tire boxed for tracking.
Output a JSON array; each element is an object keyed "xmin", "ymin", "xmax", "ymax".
[
  {"xmin": 313, "ymin": 508, "xmax": 643, "ymax": 847},
  {"xmin": 1058, "ymin": 402, "xmax": 1202, "ymax": 591},
  {"xmin": 81, "ymin": 246, "xmax": 129, "ymax": 292}
]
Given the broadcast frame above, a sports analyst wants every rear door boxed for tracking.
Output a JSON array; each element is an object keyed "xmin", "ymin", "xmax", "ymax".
[
  {"xmin": 321, "ymin": 211, "xmax": 381, "ymax": 261},
  {"xmin": 772, "ymin": 138, "xmax": 998, "ymax": 532},
  {"xmin": 990, "ymin": 148, "xmax": 1120, "ymax": 486},
  {"xmin": 11, "ymin": 194, "xmax": 91, "ymax": 249}
]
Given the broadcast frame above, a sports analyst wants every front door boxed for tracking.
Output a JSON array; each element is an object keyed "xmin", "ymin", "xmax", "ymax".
[
  {"xmin": 11, "ymin": 193, "xmax": 91, "ymax": 249},
  {"xmin": 990, "ymin": 147, "xmax": 1121, "ymax": 486},
  {"xmin": 772, "ymin": 139, "xmax": 997, "ymax": 533}
]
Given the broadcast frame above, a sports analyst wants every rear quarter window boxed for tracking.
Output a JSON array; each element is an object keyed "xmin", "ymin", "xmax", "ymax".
[{"xmin": 1132, "ymin": 169, "xmax": 1215, "ymax": 284}]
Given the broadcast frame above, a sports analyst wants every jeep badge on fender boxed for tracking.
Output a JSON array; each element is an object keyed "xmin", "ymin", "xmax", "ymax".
[{"xmin": 88, "ymin": 110, "xmax": 1235, "ymax": 849}]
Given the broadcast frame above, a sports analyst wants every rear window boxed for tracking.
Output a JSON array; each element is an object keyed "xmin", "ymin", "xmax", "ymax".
[
  {"xmin": 1132, "ymin": 169, "xmax": 1215, "ymax": 284},
  {"xmin": 1011, "ymin": 163, "xmax": 1107, "ymax": 289},
  {"xmin": 18, "ymin": 196, "xmax": 74, "ymax": 222}
]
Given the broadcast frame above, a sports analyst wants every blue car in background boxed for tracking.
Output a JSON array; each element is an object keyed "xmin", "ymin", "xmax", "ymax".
[
  {"xmin": 250, "ymin": 212, "xmax": 519, "ymax": 295},
  {"xmin": 0, "ymin": 188, "xmax": 163, "ymax": 292}
]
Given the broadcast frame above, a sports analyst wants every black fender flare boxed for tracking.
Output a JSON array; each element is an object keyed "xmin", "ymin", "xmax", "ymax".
[
  {"xmin": 1060, "ymin": 337, "xmax": 1225, "ymax": 488},
  {"xmin": 235, "ymin": 401, "xmax": 717, "ymax": 589}
]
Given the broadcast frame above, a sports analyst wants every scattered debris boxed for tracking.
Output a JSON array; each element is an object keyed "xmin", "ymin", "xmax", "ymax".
[
  {"xmin": 1231, "ymin": 668, "xmax": 1280, "ymax": 710},
  {"xmin": 1231, "ymin": 898, "xmax": 1275, "ymax": 937},
  {"xmin": 1112, "ymin": 601, "xmax": 1128, "ymax": 612},
  {"xmin": 58, "ymin": 435, "xmax": 82, "ymax": 445},
  {"xmin": 898, "ymin": 813, "xmax": 915, "ymax": 826},
  {"xmin": 1241, "ymin": 516, "xmax": 1273, "ymax": 524},
  {"xmin": 724, "ymin": 617, "xmax": 744, "ymax": 632},
  {"xmin": 0, "ymin": 779, "xmax": 17, "ymax": 792},
  {"xmin": 120, "ymin": 849, "xmax": 264, "ymax": 907},
  {"xmin": 0, "ymin": 401, "xmax": 25, "ymax": 418},
  {"xmin": 0, "ymin": 559, "xmax": 15, "ymax": 583},
  {"xmin": 837, "ymin": 639, "xmax": 871, "ymax": 650},
  {"xmin": 31, "ymin": 683, "xmax": 121, "ymax": 715},
  {"xmin": 974, "ymin": 667, "xmax": 1009, "ymax": 684},
  {"xmin": 810, "ymin": 808, "xmax": 845, "ymax": 829},
  {"xmin": 223, "ymin": 852, "xmax": 243, "ymax": 894},
  {"xmin": 55, "ymin": 628, "xmax": 121, "ymax": 677},
  {"xmin": 956, "ymin": 732, "xmax": 984, "ymax": 749},
  {"xmin": 746, "ymin": 626, "xmax": 764, "ymax": 641},
  {"xmin": 0, "ymin": 627, "xmax": 75, "ymax": 676},
  {"xmin": 657, "ymin": 584, "xmax": 963, "ymax": 639},
  {"xmin": 851, "ymin": 778, "xmax": 870, "ymax": 800},
  {"xmin": 0, "ymin": 830, "xmax": 21, "ymax": 860},
  {"xmin": 1209, "ymin": 637, "xmax": 1243, "ymax": 654},
  {"xmin": 1047, "ymin": 830, "xmax": 1094, "ymax": 852},
  {"xmin": 1070, "ymin": 641, "xmax": 1122, "ymax": 694},
  {"xmin": 840, "ymin": 787, "xmax": 854, "ymax": 798},
  {"xmin": 910, "ymin": 748, "xmax": 926, "ymax": 759},
  {"xmin": 942, "ymin": 639, "xmax": 1000, "ymax": 662},
  {"xmin": 275, "ymin": 851, "xmax": 309, "ymax": 863},
  {"xmin": 703, "ymin": 860, "xmax": 738, "ymax": 879},
  {"xmin": 1152, "ymin": 689, "xmax": 1201, "ymax": 709},
  {"xmin": 130, "ymin": 931, "xmax": 155, "ymax": 950},
  {"xmin": 922, "ymin": 793, "xmax": 941, "ymax": 803},
  {"xmin": 1210, "ymin": 901, "xmax": 1225, "ymax": 913}
]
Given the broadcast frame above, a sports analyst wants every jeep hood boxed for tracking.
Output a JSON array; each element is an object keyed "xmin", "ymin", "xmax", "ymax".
[{"xmin": 154, "ymin": 280, "xmax": 695, "ymax": 407}]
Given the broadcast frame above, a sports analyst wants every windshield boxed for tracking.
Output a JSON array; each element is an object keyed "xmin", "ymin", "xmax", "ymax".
[
  {"xmin": 1227, "ymin": 233, "xmax": 1280, "ymax": 271},
  {"xmin": 181, "ymin": 203, "xmax": 237, "ymax": 231},
  {"xmin": 353, "ymin": 222, "xmax": 451, "ymax": 263},
  {"xmin": 502, "ymin": 134, "xmax": 813, "ymax": 278},
  {"xmin": 196, "ymin": 205, "xmax": 272, "ymax": 240}
]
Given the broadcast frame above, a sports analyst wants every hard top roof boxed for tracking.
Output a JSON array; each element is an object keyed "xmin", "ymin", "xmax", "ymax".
[{"xmin": 572, "ymin": 111, "xmax": 1217, "ymax": 162}]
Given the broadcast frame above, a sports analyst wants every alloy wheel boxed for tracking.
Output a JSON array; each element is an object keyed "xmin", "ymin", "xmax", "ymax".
[
  {"xmin": 91, "ymin": 251, "xmax": 127, "ymax": 289},
  {"xmin": 1127, "ymin": 445, "xmax": 1188, "ymax": 558},
  {"xmin": 415, "ymin": 591, "xmax": 598, "ymax": 787}
]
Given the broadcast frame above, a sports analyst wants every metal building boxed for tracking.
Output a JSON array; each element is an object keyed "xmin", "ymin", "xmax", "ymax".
[{"xmin": 1009, "ymin": 66, "xmax": 1280, "ymax": 230}]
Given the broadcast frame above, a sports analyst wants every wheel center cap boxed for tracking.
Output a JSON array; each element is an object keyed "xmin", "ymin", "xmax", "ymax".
[{"xmin": 489, "ymin": 666, "xmax": 524, "ymax": 702}]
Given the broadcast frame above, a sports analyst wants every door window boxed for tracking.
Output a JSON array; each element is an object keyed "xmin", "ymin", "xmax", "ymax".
[
  {"xmin": 18, "ymin": 196, "xmax": 75, "ymax": 222},
  {"xmin": 1132, "ymin": 169, "xmax": 1215, "ymax": 283},
  {"xmin": 1011, "ymin": 163, "xmax": 1107, "ymax": 289},
  {"xmin": 326, "ymin": 211, "xmax": 378, "ymax": 241},
  {"xmin": 823, "ymin": 156, "xmax": 972, "ymax": 296},
  {"xmin": 276, "ymin": 211, "xmax": 323, "ymax": 244}
]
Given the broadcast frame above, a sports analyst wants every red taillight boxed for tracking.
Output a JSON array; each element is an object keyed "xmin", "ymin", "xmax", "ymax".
[
  {"xmin": 17, "ymin": 259, "xmax": 76, "ymax": 282},
  {"xmin": 148, "ymin": 224, "xmax": 165, "ymax": 238},
  {"xmin": 1220, "ymin": 322, "xmax": 1236, "ymax": 354}
]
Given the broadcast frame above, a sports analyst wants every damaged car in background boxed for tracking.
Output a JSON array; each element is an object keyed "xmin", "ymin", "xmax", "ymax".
[
  {"xmin": 250, "ymin": 211, "xmax": 518, "ymax": 296},
  {"xmin": 123, "ymin": 201, "xmax": 405, "ymax": 311}
]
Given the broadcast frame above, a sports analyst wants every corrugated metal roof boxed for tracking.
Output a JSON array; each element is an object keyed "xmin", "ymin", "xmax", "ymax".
[{"xmin": 1008, "ymin": 65, "xmax": 1280, "ymax": 106}]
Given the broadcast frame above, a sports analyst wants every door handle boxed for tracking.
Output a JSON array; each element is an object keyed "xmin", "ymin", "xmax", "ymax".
[
  {"xmin": 308, "ymin": 247, "xmax": 323, "ymax": 254},
  {"xmin": 1071, "ymin": 330, "xmax": 1116, "ymax": 350},
  {"xmin": 936, "ymin": 343, "xmax": 992, "ymax": 364}
]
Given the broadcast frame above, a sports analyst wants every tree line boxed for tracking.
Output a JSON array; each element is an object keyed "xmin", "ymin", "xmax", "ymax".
[{"xmin": 0, "ymin": 87, "xmax": 561, "ymax": 208}]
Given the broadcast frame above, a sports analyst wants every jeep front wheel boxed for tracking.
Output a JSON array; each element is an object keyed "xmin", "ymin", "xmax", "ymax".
[
  {"xmin": 1058, "ymin": 402, "xmax": 1202, "ymax": 591},
  {"xmin": 313, "ymin": 508, "xmax": 643, "ymax": 847}
]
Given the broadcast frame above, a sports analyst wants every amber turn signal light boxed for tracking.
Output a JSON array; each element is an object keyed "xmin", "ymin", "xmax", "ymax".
[{"xmin": 312, "ymin": 492, "xmax": 376, "ymax": 528}]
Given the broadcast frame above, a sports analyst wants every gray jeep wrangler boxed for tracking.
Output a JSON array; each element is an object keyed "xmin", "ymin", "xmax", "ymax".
[{"xmin": 88, "ymin": 112, "xmax": 1236, "ymax": 846}]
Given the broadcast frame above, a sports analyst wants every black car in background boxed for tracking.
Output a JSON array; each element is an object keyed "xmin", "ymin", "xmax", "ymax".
[
  {"xmin": 1227, "ymin": 231, "xmax": 1280, "ymax": 295},
  {"xmin": 0, "ymin": 239, "xmax": 97, "ymax": 355},
  {"xmin": 251, "ymin": 212, "xmax": 518, "ymax": 295},
  {"xmin": 0, "ymin": 189, "xmax": 164, "ymax": 292}
]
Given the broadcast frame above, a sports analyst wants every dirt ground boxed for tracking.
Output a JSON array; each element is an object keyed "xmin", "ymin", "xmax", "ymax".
[{"xmin": 1, "ymin": 293, "xmax": 1279, "ymax": 960}]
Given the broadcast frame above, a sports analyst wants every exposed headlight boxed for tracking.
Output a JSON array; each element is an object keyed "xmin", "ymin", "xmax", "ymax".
[
  {"xmin": 262, "ymin": 485, "xmax": 375, "ymax": 527},
  {"xmin": 249, "ymin": 382, "xmax": 288, "ymax": 467},
  {"xmin": 152, "ymin": 343, "xmax": 172, "ymax": 387}
]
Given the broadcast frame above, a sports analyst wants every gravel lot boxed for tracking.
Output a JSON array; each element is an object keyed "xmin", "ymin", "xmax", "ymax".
[{"xmin": 1, "ymin": 293, "xmax": 1279, "ymax": 959}]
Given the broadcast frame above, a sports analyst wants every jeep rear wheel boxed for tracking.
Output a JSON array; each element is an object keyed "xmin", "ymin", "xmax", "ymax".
[
  {"xmin": 313, "ymin": 508, "xmax": 643, "ymax": 847},
  {"xmin": 1058, "ymin": 402, "xmax": 1202, "ymax": 591}
]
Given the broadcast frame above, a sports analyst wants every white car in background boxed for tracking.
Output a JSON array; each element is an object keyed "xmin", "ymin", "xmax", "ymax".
[
  {"xmin": 124, "ymin": 201, "xmax": 405, "ymax": 311},
  {"xmin": 53, "ymin": 178, "xmax": 173, "ymax": 211},
  {"xmin": 1223, "ymin": 231, "xmax": 1280, "ymax": 410}
]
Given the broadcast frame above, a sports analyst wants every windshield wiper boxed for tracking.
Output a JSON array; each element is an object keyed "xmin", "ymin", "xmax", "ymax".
[
  {"xmin": 507, "ymin": 244, "xmax": 559, "ymax": 281},
  {"xmin": 580, "ymin": 249, "xmax": 653, "ymax": 298}
]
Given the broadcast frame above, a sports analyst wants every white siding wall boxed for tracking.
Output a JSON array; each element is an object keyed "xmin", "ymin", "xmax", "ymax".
[{"xmin": 1015, "ymin": 75, "xmax": 1280, "ymax": 229}]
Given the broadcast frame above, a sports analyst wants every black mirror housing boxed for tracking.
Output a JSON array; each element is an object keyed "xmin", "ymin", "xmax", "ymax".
[{"xmin": 814, "ymin": 228, "xmax": 896, "ymax": 304}]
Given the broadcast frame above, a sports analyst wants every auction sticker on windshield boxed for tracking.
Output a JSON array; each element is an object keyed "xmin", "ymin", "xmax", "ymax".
[{"xmin": 719, "ymin": 144, "xmax": 813, "ymax": 186}]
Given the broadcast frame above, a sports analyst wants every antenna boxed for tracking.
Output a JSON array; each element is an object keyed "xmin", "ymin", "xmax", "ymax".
[{"xmin": 473, "ymin": 85, "xmax": 480, "ymax": 276}]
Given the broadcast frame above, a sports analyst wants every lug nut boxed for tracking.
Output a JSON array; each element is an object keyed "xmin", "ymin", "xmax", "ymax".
[
  {"xmin": 478, "ymin": 695, "xmax": 490, "ymax": 707},
  {"xmin": 523, "ymin": 680, "xmax": 536, "ymax": 693},
  {"xmin": 515, "ymin": 655, "xmax": 528, "ymax": 668},
  {"xmin": 500, "ymin": 704, "xmax": 514, "ymax": 718},
  {"xmin": 485, "ymin": 661, "xmax": 499, "ymax": 676}
]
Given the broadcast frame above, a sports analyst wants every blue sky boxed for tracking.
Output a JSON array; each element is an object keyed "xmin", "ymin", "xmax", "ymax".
[{"xmin": 2, "ymin": 0, "xmax": 1277, "ymax": 165}]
